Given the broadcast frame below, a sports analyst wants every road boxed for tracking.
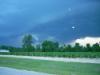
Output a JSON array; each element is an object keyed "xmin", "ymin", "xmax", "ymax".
[
  {"xmin": 0, "ymin": 55, "xmax": 100, "ymax": 64},
  {"xmin": 0, "ymin": 67, "xmax": 52, "ymax": 75}
]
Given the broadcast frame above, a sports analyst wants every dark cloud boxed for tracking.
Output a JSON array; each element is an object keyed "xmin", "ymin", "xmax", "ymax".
[{"xmin": 0, "ymin": 0, "xmax": 100, "ymax": 46}]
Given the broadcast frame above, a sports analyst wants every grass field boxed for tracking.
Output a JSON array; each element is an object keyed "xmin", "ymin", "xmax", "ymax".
[
  {"xmin": 0, "ymin": 52, "xmax": 100, "ymax": 58},
  {"xmin": 0, "ymin": 57, "xmax": 100, "ymax": 75}
]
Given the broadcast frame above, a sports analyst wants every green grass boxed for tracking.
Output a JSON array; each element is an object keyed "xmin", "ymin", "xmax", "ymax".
[
  {"xmin": 0, "ymin": 57, "xmax": 100, "ymax": 75},
  {"xmin": 0, "ymin": 52, "xmax": 100, "ymax": 58}
]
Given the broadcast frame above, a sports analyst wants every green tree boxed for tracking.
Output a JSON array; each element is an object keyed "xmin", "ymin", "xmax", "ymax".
[
  {"xmin": 22, "ymin": 34, "xmax": 34, "ymax": 52},
  {"xmin": 73, "ymin": 43, "xmax": 83, "ymax": 52},
  {"xmin": 42, "ymin": 40, "xmax": 59, "ymax": 52},
  {"xmin": 53, "ymin": 42, "xmax": 59, "ymax": 51},
  {"xmin": 92, "ymin": 43, "xmax": 100, "ymax": 52},
  {"xmin": 35, "ymin": 44, "xmax": 42, "ymax": 52},
  {"xmin": 86, "ymin": 43, "xmax": 92, "ymax": 52},
  {"xmin": 63, "ymin": 44, "xmax": 73, "ymax": 52}
]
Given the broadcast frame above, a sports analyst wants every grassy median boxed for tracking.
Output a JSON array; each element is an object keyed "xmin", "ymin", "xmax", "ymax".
[
  {"xmin": 0, "ymin": 57, "xmax": 100, "ymax": 75},
  {"xmin": 0, "ymin": 52, "xmax": 100, "ymax": 58}
]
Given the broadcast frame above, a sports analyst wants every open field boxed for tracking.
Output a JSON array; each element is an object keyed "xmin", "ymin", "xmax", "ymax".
[
  {"xmin": 0, "ymin": 52, "xmax": 100, "ymax": 58},
  {"xmin": 0, "ymin": 57, "xmax": 100, "ymax": 75},
  {"xmin": 0, "ymin": 55, "xmax": 100, "ymax": 64}
]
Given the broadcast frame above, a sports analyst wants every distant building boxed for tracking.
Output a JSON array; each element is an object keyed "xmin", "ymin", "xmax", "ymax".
[{"xmin": 0, "ymin": 49, "xmax": 10, "ymax": 53}]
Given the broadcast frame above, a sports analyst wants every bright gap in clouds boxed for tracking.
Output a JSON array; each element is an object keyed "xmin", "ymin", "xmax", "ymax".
[{"xmin": 71, "ymin": 37, "xmax": 100, "ymax": 46}]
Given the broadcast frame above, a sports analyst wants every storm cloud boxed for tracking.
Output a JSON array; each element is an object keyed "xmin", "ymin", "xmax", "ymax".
[{"xmin": 0, "ymin": 0, "xmax": 100, "ymax": 46}]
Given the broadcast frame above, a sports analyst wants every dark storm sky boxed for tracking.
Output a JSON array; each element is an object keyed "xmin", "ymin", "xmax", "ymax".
[{"xmin": 0, "ymin": 0, "xmax": 100, "ymax": 46}]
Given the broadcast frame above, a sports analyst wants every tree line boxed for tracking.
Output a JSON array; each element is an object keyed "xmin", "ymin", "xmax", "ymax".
[{"xmin": 0, "ymin": 34, "xmax": 100, "ymax": 52}]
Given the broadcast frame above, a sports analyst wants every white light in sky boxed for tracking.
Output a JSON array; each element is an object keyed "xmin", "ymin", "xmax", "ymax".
[{"xmin": 72, "ymin": 26, "xmax": 75, "ymax": 30}]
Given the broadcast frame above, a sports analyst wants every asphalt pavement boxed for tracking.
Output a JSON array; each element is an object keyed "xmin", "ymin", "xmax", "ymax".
[{"xmin": 0, "ymin": 67, "xmax": 52, "ymax": 75}]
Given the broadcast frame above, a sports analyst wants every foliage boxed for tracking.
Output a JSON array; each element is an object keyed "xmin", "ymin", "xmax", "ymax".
[
  {"xmin": 42, "ymin": 40, "xmax": 59, "ymax": 52},
  {"xmin": 22, "ymin": 34, "xmax": 35, "ymax": 52},
  {"xmin": 0, "ymin": 34, "xmax": 100, "ymax": 52}
]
